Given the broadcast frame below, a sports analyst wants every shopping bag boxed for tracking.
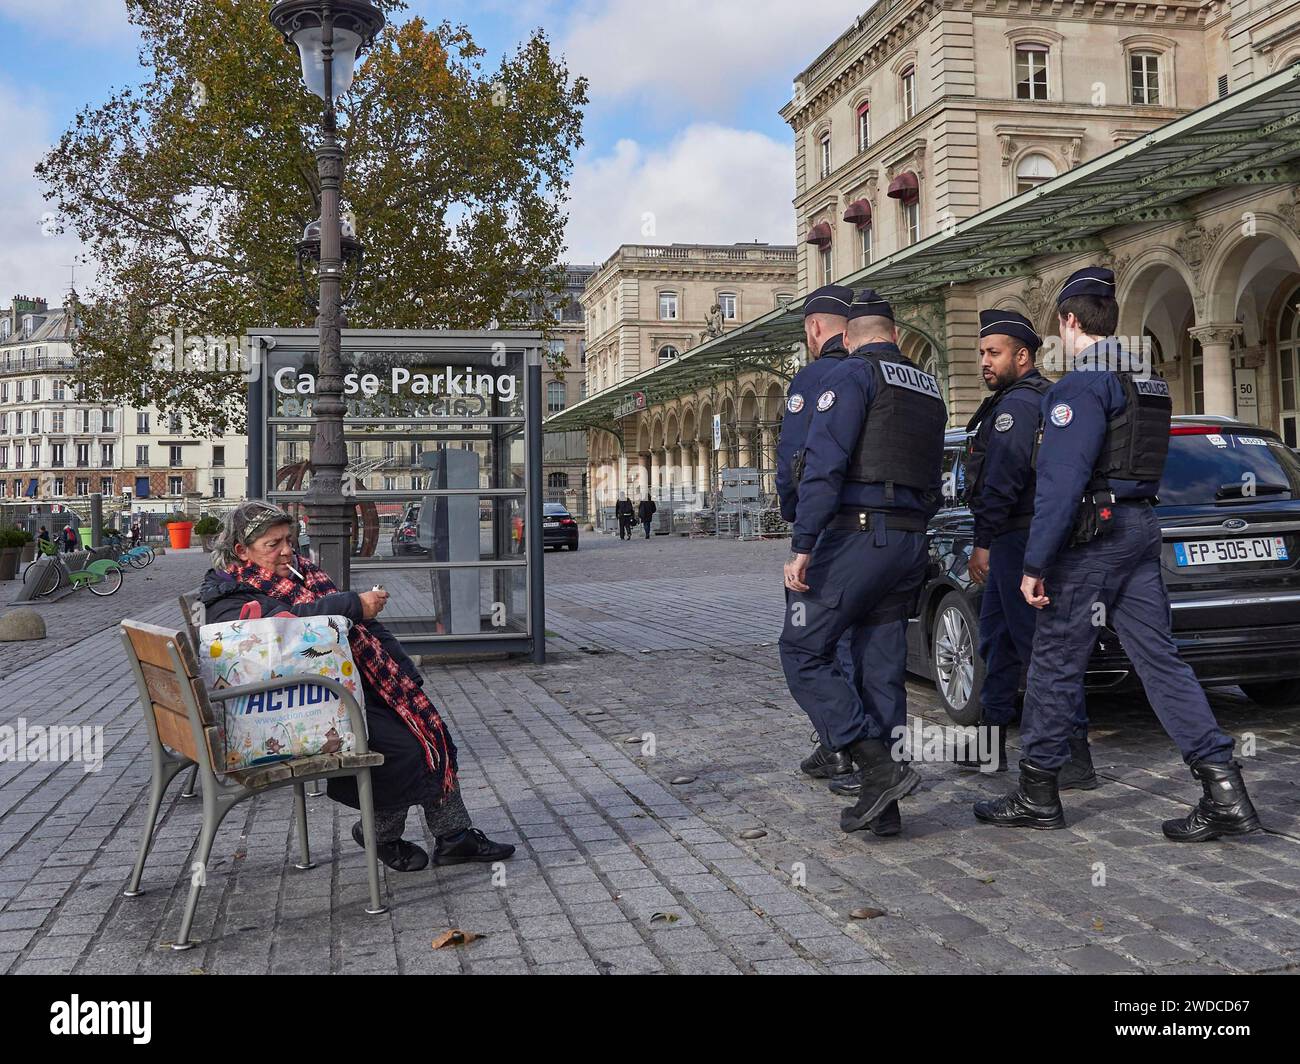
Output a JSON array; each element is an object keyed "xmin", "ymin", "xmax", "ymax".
[{"xmin": 197, "ymin": 614, "xmax": 365, "ymax": 773}]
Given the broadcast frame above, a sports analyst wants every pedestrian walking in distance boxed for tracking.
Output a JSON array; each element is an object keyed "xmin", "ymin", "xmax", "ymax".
[
  {"xmin": 615, "ymin": 495, "xmax": 635, "ymax": 540},
  {"xmin": 638, "ymin": 496, "xmax": 657, "ymax": 539}
]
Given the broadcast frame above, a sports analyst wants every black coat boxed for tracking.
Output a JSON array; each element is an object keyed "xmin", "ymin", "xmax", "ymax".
[
  {"xmin": 615, "ymin": 499, "xmax": 634, "ymax": 520},
  {"xmin": 197, "ymin": 568, "xmax": 443, "ymax": 812},
  {"xmin": 638, "ymin": 500, "xmax": 657, "ymax": 522}
]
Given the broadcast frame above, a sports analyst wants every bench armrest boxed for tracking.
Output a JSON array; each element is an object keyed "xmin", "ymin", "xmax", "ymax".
[{"xmin": 206, "ymin": 675, "xmax": 371, "ymax": 755}]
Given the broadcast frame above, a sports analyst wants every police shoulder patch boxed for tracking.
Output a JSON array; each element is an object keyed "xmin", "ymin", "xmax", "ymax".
[
  {"xmin": 786, "ymin": 393, "xmax": 804, "ymax": 414},
  {"xmin": 1050, "ymin": 403, "xmax": 1074, "ymax": 428},
  {"xmin": 994, "ymin": 412, "xmax": 1015, "ymax": 433},
  {"xmin": 817, "ymin": 390, "xmax": 836, "ymax": 412}
]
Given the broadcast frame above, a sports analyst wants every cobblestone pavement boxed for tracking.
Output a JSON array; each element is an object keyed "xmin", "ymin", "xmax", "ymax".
[
  {"xmin": 0, "ymin": 531, "xmax": 1297, "ymax": 974},
  {"xmin": 0, "ymin": 549, "xmax": 212, "ymax": 679}
]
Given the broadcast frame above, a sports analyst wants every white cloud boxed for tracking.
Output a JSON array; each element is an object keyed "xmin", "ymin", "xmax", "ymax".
[
  {"xmin": 0, "ymin": 82, "xmax": 93, "ymax": 306},
  {"xmin": 0, "ymin": 0, "xmax": 135, "ymax": 45},
  {"xmin": 558, "ymin": 0, "xmax": 860, "ymax": 110},
  {"xmin": 564, "ymin": 124, "xmax": 795, "ymax": 263}
]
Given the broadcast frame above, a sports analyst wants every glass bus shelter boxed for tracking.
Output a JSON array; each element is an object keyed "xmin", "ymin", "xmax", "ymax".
[{"xmin": 248, "ymin": 329, "xmax": 546, "ymax": 662}]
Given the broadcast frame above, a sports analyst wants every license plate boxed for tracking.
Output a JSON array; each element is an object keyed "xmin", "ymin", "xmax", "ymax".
[
  {"xmin": 544, "ymin": 521, "xmax": 559, "ymax": 528},
  {"xmin": 1174, "ymin": 537, "xmax": 1290, "ymax": 566}
]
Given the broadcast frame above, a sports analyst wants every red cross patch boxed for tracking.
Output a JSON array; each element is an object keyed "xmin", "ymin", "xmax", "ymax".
[{"xmin": 1100, "ymin": 507, "xmax": 1113, "ymax": 521}]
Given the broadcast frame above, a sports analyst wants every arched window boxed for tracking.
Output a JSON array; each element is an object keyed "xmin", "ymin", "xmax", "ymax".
[
  {"xmin": 547, "ymin": 380, "xmax": 567, "ymax": 414},
  {"xmin": 900, "ymin": 66, "xmax": 916, "ymax": 120},
  {"xmin": 1015, "ymin": 153, "xmax": 1058, "ymax": 194},
  {"xmin": 1015, "ymin": 44, "xmax": 1049, "ymax": 100},
  {"xmin": 857, "ymin": 101, "xmax": 870, "ymax": 152},
  {"xmin": 658, "ymin": 345, "xmax": 680, "ymax": 363},
  {"xmin": 1131, "ymin": 51, "xmax": 1161, "ymax": 104},
  {"xmin": 1278, "ymin": 285, "xmax": 1300, "ymax": 447}
]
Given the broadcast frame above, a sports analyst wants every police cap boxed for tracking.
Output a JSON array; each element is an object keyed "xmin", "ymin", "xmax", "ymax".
[
  {"xmin": 802, "ymin": 285, "xmax": 854, "ymax": 318},
  {"xmin": 847, "ymin": 288, "xmax": 894, "ymax": 322},
  {"xmin": 979, "ymin": 309, "xmax": 1042, "ymax": 353},
  {"xmin": 1058, "ymin": 266, "xmax": 1116, "ymax": 305}
]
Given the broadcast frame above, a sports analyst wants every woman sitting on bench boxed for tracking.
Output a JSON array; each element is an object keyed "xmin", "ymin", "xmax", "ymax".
[{"xmin": 198, "ymin": 501, "xmax": 515, "ymax": 873}]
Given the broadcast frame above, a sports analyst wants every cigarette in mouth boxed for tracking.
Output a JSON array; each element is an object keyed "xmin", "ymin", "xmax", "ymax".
[{"xmin": 287, "ymin": 564, "xmax": 304, "ymax": 580}]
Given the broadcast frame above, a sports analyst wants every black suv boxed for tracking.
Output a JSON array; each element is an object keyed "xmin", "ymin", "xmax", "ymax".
[{"xmin": 906, "ymin": 416, "xmax": 1300, "ymax": 723}]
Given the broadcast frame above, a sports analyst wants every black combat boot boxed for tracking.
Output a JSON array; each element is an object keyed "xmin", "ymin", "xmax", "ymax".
[
  {"xmin": 954, "ymin": 722, "xmax": 1008, "ymax": 773},
  {"xmin": 1162, "ymin": 761, "xmax": 1262, "ymax": 842},
  {"xmin": 973, "ymin": 760, "xmax": 1066, "ymax": 830},
  {"xmin": 828, "ymin": 771, "xmax": 860, "ymax": 797},
  {"xmin": 1058, "ymin": 733, "xmax": 1099, "ymax": 791},
  {"xmin": 801, "ymin": 734, "xmax": 853, "ymax": 779},
  {"xmin": 840, "ymin": 739, "xmax": 920, "ymax": 834}
]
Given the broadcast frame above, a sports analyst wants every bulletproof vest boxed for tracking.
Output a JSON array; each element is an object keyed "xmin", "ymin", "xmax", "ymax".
[
  {"xmin": 1093, "ymin": 373, "xmax": 1173, "ymax": 486},
  {"xmin": 965, "ymin": 372, "xmax": 1052, "ymax": 499},
  {"xmin": 845, "ymin": 350, "xmax": 947, "ymax": 494}
]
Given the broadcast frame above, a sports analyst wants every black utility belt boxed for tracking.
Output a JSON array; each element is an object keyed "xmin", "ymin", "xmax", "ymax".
[
  {"xmin": 1069, "ymin": 492, "xmax": 1153, "ymax": 547},
  {"xmin": 828, "ymin": 509, "xmax": 928, "ymax": 533}
]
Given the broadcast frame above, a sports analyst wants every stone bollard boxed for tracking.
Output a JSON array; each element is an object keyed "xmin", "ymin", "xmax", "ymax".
[{"xmin": 0, "ymin": 609, "xmax": 47, "ymax": 642}]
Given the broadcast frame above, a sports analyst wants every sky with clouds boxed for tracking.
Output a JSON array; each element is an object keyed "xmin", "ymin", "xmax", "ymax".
[{"xmin": 0, "ymin": 0, "xmax": 862, "ymax": 304}]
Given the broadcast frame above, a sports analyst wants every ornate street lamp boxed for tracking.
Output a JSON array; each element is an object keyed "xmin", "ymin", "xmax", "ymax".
[{"xmin": 270, "ymin": 0, "xmax": 386, "ymax": 587}]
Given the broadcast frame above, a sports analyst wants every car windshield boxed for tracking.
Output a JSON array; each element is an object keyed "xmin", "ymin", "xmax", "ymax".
[
  {"xmin": 543, "ymin": 504, "xmax": 569, "ymax": 516},
  {"xmin": 1158, "ymin": 430, "xmax": 1300, "ymax": 506}
]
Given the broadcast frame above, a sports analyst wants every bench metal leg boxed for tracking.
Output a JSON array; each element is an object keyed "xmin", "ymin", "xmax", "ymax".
[
  {"xmin": 123, "ymin": 753, "xmax": 187, "ymax": 898},
  {"xmin": 180, "ymin": 764, "xmax": 199, "ymax": 799},
  {"xmin": 306, "ymin": 780, "xmax": 324, "ymax": 798},
  {"xmin": 292, "ymin": 782, "xmax": 315, "ymax": 870},
  {"xmin": 173, "ymin": 794, "xmax": 234, "ymax": 951},
  {"xmin": 355, "ymin": 769, "xmax": 388, "ymax": 916}
]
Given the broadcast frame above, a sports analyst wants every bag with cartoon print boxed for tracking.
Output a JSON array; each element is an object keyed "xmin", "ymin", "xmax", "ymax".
[{"xmin": 197, "ymin": 615, "xmax": 366, "ymax": 773}]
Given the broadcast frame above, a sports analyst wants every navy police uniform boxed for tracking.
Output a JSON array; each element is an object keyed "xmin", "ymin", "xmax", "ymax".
[
  {"xmin": 964, "ymin": 311, "xmax": 1052, "ymax": 730},
  {"xmin": 776, "ymin": 286, "xmax": 855, "ymax": 523},
  {"xmin": 975, "ymin": 268, "xmax": 1259, "ymax": 843},
  {"xmin": 1018, "ymin": 273, "xmax": 1233, "ymax": 771},
  {"xmin": 779, "ymin": 290, "xmax": 946, "ymax": 830}
]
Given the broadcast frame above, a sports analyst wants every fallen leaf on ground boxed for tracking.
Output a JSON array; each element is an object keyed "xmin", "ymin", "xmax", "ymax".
[
  {"xmin": 649, "ymin": 912, "xmax": 680, "ymax": 924},
  {"xmin": 850, "ymin": 907, "xmax": 886, "ymax": 920},
  {"xmin": 431, "ymin": 929, "xmax": 484, "ymax": 950},
  {"xmin": 739, "ymin": 829, "xmax": 767, "ymax": 840},
  {"xmin": 670, "ymin": 775, "xmax": 697, "ymax": 785}
]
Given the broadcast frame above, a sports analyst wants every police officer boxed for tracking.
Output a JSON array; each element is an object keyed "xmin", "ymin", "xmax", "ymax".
[
  {"xmin": 956, "ymin": 311, "xmax": 1094, "ymax": 786},
  {"xmin": 778, "ymin": 285, "xmax": 861, "ymax": 785},
  {"xmin": 780, "ymin": 289, "xmax": 947, "ymax": 836},
  {"xmin": 974, "ymin": 267, "xmax": 1262, "ymax": 841}
]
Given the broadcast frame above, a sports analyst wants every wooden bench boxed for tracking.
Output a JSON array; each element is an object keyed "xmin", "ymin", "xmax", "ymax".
[{"xmin": 120, "ymin": 619, "xmax": 388, "ymax": 950}]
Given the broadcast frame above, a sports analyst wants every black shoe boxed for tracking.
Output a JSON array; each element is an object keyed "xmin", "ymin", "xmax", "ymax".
[
  {"xmin": 1058, "ymin": 734, "xmax": 1100, "ymax": 791},
  {"xmin": 352, "ymin": 820, "xmax": 429, "ymax": 872},
  {"xmin": 828, "ymin": 771, "xmax": 861, "ymax": 797},
  {"xmin": 954, "ymin": 722, "xmax": 1008, "ymax": 773},
  {"xmin": 1162, "ymin": 760, "xmax": 1262, "ymax": 842},
  {"xmin": 973, "ymin": 760, "xmax": 1066, "ymax": 830},
  {"xmin": 801, "ymin": 738, "xmax": 853, "ymax": 779},
  {"xmin": 432, "ymin": 827, "xmax": 517, "ymax": 865},
  {"xmin": 868, "ymin": 801, "xmax": 901, "ymax": 837},
  {"xmin": 840, "ymin": 740, "xmax": 921, "ymax": 833}
]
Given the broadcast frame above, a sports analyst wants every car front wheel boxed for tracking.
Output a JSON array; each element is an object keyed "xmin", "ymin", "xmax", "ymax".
[
  {"xmin": 1241, "ymin": 678, "xmax": 1300, "ymax": 707},
  {"xmin": 931, "ymin": 591, "xmax": 984, "ymax": 726}
]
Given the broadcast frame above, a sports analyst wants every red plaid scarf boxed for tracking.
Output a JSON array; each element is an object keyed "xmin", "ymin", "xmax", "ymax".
[{"xmin": 225, "ymin": 557, "xmax": 457, "ymax": 798}]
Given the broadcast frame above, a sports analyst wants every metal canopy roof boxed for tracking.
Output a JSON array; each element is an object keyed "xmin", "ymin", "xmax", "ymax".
[{"xmin": 546, "ymin": 62, "xmax": 1300, "ymax": 434}]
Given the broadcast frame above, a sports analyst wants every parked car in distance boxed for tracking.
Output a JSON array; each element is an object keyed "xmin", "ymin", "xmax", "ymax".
[
  {"xmin": 907, "ymin": 416, "xmax": 1300, "ymax": 723},
  {"xmin": 543, "ymin": 503, "xmax": 580, "ymax": 551}
]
